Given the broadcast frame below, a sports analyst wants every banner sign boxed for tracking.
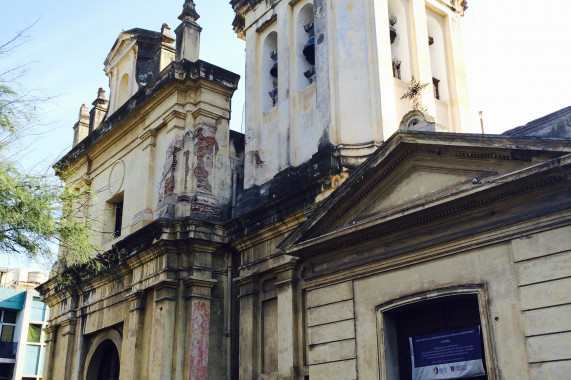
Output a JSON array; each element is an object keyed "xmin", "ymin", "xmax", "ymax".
[{"xmin": 409, "ymin": 326, "xmax": 486, "ymax": 380}]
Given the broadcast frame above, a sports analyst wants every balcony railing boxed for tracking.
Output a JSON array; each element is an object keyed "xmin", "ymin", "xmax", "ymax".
[{"xmin": 0, "ymin": 341, "xmax": 17, "ymax": 358}]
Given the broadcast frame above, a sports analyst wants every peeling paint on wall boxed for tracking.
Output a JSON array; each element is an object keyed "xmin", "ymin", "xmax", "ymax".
[
  {"xmin": 184, "ymin": 150, "xmax": 190, "ymax": 192},
  {"xmin": 189, "ymin": 300, "xmax": 210, "ymax": 380},
  {"xmin": 248, "ymin": 150, "xmax": 265, "ymax": 168},
  {"xmin": 193, "ymin": 126, "xmax": 216, "ymax": 193},
  {"xmin": 158, "ymin": 134, "xmax": 183, "ymax": 202}
]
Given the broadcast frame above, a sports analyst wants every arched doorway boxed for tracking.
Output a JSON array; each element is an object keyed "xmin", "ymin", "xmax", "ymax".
[{"xmin": 85, "ymin": 333, "xmax": 121, "ymax": 380}]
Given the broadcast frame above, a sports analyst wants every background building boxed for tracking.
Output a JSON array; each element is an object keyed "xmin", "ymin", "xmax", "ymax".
[
  {"xmin": 0, "ymin": 268, "xmax": 49, "ymax": 380},
  {"xmin": 38, "ymin": 1, "xmax": 570, "ymax": 379}
]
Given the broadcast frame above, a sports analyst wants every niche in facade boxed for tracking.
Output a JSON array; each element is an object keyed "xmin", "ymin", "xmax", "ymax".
[
  {"xmin": 263, "ymin": 31, "xmax": 278, "ymax": 111},
  {"xmin": 117, "ymin": 73, "xmax": 130, "ymax": 107},
  {"xmin": 297, "ymin": 3, "xmax": 315, "ymax": 89}
]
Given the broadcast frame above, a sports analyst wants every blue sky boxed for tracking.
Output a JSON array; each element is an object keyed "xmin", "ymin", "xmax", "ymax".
[{"xmin": 1, "ymin": 0, "xmax": 570, "ymax": 269}]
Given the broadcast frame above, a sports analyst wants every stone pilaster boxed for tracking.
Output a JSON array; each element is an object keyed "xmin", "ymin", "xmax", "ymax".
[
  {"xmin": 373, "ymin": 0, "xmax": 399, "ymax": 140},
  {"xmin": 183, "ymin": 277, "xmax": 217, "ymax": 380},
  {"xmin": 149, "ymin": 280, "xmax": 178, "ymax": 380},
  {"xmin": 121, "ymin": 291, "xmax": 146, "ymax": 380},
  {"xmin": 237, "ymin": 275, "xmax": 260, "ymax": 380},
  {"xmin": 444, "ymin": 13, "xmax": 471, "ymax": 132},
  {"xmin": 60, "ymin": 317, "xmax": 78, "ymax": 380},
  {"xmin": 409, "ymin": 0, "xmax": 436, "ymax": 117},
  {"xmin": 275, "ymin": 261, "xmax": 299, "ymax": 379},
  {"xmin": 42, "ymin": 325, "xmax": 58, "ymax": 380},
  {"xmin": 131, "ymin": 129, "xmax": 157, "ymax": 232}
]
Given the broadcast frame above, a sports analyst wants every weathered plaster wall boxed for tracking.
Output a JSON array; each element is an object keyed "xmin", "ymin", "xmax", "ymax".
[{"xmin": 236, "ymin": 0, "xmax": 471, "ymax": 188}]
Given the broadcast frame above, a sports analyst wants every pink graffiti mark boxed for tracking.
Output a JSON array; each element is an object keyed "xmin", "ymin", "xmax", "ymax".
[{"xmin": 189, "ymin": 300, "xmax": 210, "ymax": 380}]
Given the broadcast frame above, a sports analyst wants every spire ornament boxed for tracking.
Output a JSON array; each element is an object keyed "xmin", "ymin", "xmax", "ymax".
[{"xmin": 179, "ymin": 0, "xmax": 200, "ymax": 22}]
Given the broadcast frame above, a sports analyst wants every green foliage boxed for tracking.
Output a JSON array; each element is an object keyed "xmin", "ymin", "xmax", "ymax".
[
  {"xmin": 0, "ymin": 27, "xmax": 104, "ymax": 282},
  {"xmin": 0, "ymin": 154, "xmax": 98, "ymax": 264}
]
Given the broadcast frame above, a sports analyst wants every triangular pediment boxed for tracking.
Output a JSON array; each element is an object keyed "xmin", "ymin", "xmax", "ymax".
[
  {"xmin": 104, "ymin": 32, "xmax": 138, "ymax": 70},
  {"xmin": 279, "ymin": 132, "xmax": 570, "ymax": 254},
  {"xmin": 346, "ymin": 163, "xmax": 496, "ymax": 228}
]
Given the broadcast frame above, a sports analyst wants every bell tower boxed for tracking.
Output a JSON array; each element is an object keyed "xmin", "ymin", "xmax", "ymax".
[{"xmin": 231, "ymin": 0, "xmax": 471, "ymax": 188}]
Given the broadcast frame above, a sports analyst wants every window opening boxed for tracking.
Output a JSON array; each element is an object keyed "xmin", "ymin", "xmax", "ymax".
[
  {"xmin": 297, "ymin": 4, "xmax": 315, "ymax": 89},
  {"xmin": 302, "ymin": 21, "xmax": 316, "ymax": 84},
  {"xmin": 392, "ymin": 59, "xmax": 402, "ymax": 80},
  {"xmin": 1, "ymin": 325, "xmax": 14, "ymax": 342},
  {"xmin": 114, "ymin": 201, "xmax": 123, "ymax": 238},
  {"xmin": 27, "ymin": 324, "xmax": 42, "ymax": 343},
  {"xmin": 263, "ymin": 32, "xmax": 278, "ymax": 111},
  {"xmin": 269, "ymin": 49, "xmax": 278, "ymax": 106},
  {"xmin": 389, "ymin": 14, "xmax": 398, "ymax": 44},
  {"xmin": 2, "ymin": 310, "xmax": 16, "ymax": 324},
  {"xmin": 433, "ymin": 77, "xmax": 440, "ymax": 100},
  {"xmin": 0, "ymin": 364, "xmax": 14, "ymax": 380},
  {"xmin": 386, "ymin": 295, "xmax": 487, "ymax": 380}
]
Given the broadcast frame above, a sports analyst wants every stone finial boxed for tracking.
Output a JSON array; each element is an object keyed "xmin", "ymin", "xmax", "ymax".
[
  {"xmin": 162, "ymin": 23, "xmax": 173, "ymax": 39},
  {"xmin": 93, "ymin": 87, "xmax": 108, "ymax": 106},
  {"xmin": 175, "ymin": 0, "xmax": 202, "ymax": 62},
  {"xmin": 179, "ymin": 0, "xmax": 200, "ymax": 22},
  {"xmin": 79, "ymin": 104, "xmax": 90, "ymax": 119},
  {"xmin": 73, "ymin": 104, "xmax": 90, "ymax": 146},
  {"xmin": 89, "ymin": 88, "xmax": 109, "ymax": 132}
]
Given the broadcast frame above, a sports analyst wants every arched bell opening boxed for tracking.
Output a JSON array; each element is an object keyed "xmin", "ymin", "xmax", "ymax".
[
  {"xmin": 297, "ymin": 2, "xmax": 315, "ymax": 90},
  {"xmin": 262, "ymin": 31, "xmax": 278, "ymax": 111},
  {"xmin": 387, "ymin": 0, "xmax": 411, "ymax": 83},
  {"xmin": 426, "ymin": 10, "xmax": 449, "ymax": 102}
]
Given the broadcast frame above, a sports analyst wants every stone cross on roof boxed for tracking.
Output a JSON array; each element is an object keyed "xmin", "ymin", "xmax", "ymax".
[{"xmin": 401, "ymin": 75, "xmax": 429, "ymax": 112}]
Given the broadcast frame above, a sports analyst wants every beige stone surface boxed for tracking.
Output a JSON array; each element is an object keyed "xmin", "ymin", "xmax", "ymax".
[
  {"xmin": 526, "ymin": 332, "xmax": 571, "ymax": 363},
  {"xmin": 512, "ymin": 225, "xmax": 571, "ymax": 262},
  {"xmin": 516, "ymin": 250, "xmax": 571, "ymax": 286},
  {"xmin": 308, "ymin": 339, "xmax": 356, "ymax": 365},
  {"xmin": 306, "ymin": 281, "xmax": 353, "ymax": 308},
  {"xmin": 307, "ymin": 299, "xmax": 354, "ymax": 327},
  {"xmin": 308, "ymin": 319, "xmax": 355, "ymax": 346},
  {"xmin": 519, "ymin": 277, "xmax": 571, "ymax": 311},
  {"xmin": 522, "ymin": 304, "xmax": 571, "ymax": 336},
  {"xmin": 529, "ymin": 360, "xmax": 571, "ymax": 380},
  {"xmin": 309, "ymin": 359, "xmax": 357, "ymax": 380}
]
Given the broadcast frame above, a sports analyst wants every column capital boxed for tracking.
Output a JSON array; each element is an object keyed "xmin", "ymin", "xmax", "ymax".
[
  {"xmin": 153, "ymin": 280, "xmax": 179, "ymax": 303},
  {"xmin": 60, "ymin": 318, "xmax": 78, "ymax": 336},
  {"xmin": 44, "ymin": 325, "xmax": 58, "ymax": 342},
  {"xmin": 183, "ymin": 277, "xmax": 217, "ymax": 299},
  {"xmin": 126, "ymin": 290, "xmax": 146, "ymax": 312},
  {"xmin": 236, "ymin": 275, "xmax": 260, "ymax": 298}
]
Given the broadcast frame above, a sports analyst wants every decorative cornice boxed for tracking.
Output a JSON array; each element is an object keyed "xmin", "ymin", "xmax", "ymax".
[{"xmin": 303, "ymin": 210, "xmax": 571, "ymax": 291}]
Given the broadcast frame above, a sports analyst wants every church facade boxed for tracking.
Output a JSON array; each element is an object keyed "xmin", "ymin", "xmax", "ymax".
[{"xmin": 38, "ymin": 1, "xmax": 571, "ymax": 379}]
